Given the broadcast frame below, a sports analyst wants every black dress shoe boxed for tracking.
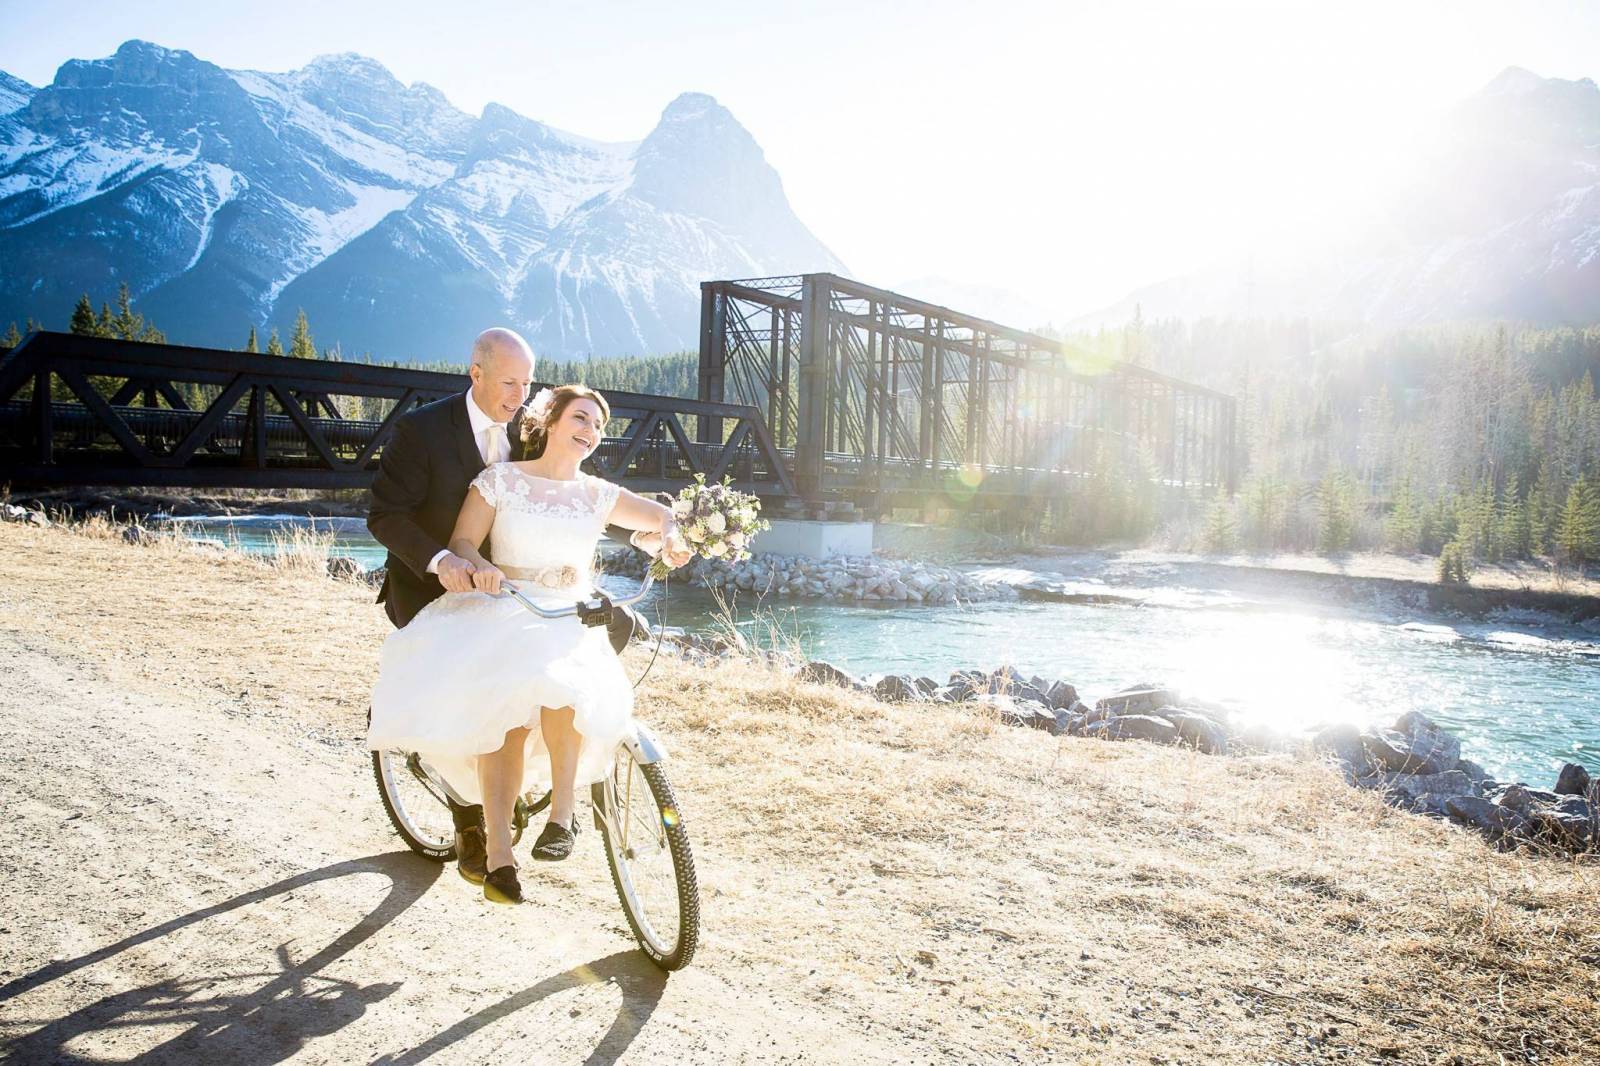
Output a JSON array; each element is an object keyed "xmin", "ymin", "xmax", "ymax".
[
  {"xmin": 530, "ymin": 820, "xmax": 576, "ymax": 861},
  {"xmin": 483, "ymin": 865, "xmax": 522, "ymax": 904},
  {"xmin": 455, "ymin": 825, "xmax": 488, "ymax": 885}
]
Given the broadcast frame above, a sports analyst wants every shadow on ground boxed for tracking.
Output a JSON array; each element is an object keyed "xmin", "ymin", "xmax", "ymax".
[{"xmin": 0, "ymin": 851, "xmax": 669, "ymax": 1065}]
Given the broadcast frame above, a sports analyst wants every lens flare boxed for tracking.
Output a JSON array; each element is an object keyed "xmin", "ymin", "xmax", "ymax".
[{"xmin": 660, "ymin": 806, "xmax": 679, "ymax": 828}]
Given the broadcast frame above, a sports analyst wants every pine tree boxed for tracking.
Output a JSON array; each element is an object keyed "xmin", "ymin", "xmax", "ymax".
[
  {"xmin": 1528, "ymin": 455, "xmax": 1562, "ymax": 556},
  {"xmin": 24, "ymin": 316, "xmax": 39, "ymax": 333},
  {"xmin": 112, "ymin": 283, "xmax": 141, "ymax": 341},
  {"xmin": 138, "ymin": 322, "xmax": 166, "ymax": 344},
  {"xmin": 1317, "ymin": 469, "xmax": 1355, "ymax": 554},
  {"xmin": 244, "ymin": 327, "xmax": 258, "ymax": 353},
  {"xmin": 1386, "ymin": 477, "xmax": 1422, "ymax": 552},
  {"xmin": 1499, "ymin": 473, "xmax": 1531, "ymax": 559},
  {"xmin": 265, "ymin": 328, "xmax": 283, "ymax": 357},
  {"xmin": 289, "ymin": 309, "xmax": 315, "ymax": 359},
  {"xmin": 1555, "ymin": 481, "xmax": 1598, "ymax": 565},
  {"xmin": 69, "ymin": 293, "xmax": 98, "ymax": 335},
  {"xmin": 1202, "ymin": 491, "xmax": 1236, "ymax": 552},
  {"xmin": 2, "ymin": 322, "xmax": 21, "ymax": 347},
  {"xmin": 96, "ymin": 303, "xmax": 113, "ymax": 337}
]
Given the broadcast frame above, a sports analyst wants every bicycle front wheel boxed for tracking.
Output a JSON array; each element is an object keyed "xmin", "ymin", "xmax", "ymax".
[
  {"xmin": 373, "ymin": 749, "xmax": 456, "ymax": 861},
  {"xmin": 592, "ymin": 748, "xmax": 700, "ymax": 970}
]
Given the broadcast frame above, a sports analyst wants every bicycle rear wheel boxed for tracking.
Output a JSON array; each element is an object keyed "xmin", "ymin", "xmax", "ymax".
[{"xmin": 592, "ymin": 748, "xmax": 699, "ymax": 970}]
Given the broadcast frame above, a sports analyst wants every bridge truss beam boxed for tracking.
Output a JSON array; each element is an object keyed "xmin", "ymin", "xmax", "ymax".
[
  {"xmin": 699, "ymin": 273, "xmax": 1237, "ymax": 506},
  {"xmin": 0, "ymin": 333, "xmax": 796, "ymax": 499}
]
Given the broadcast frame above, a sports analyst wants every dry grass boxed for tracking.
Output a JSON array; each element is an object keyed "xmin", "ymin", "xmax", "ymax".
[{"xmin": 3, "ymin": 518, "xmax": 1598, "ymax": 1063}]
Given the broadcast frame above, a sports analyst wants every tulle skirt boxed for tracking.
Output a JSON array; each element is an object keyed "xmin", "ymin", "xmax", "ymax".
[{"xmin": 367, "ymin": 584, "xmax": 634, "ymax": 805}]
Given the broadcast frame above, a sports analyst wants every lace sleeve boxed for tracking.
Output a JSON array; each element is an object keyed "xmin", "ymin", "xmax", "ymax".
[
  {"xmin": 469, "ymin": 464, "xmax": 502, "ymax": 508},
  {"xmin": 589, "ymin": 476, "xmax": 621, "ymax": 524}
]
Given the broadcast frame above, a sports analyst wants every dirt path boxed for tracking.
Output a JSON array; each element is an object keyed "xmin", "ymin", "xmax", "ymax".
[
  {"xmin": 0, "ymin": 529, "xmax": 901, "ymax": 1065},
  {"xmin": 3, "ymin": 522, "xmax": 1598, "ymax": 1065}
]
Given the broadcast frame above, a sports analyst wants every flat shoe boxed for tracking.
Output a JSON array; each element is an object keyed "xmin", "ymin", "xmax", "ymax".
[
  {"xmin": 531, "ymin": 820, "xmax": 575, "ymax": 862},
  {"xmin": 483, "ymin": 865, "xmax": 523, "ymax": 904},
  {"xmin": 455, "ymin": 825, "xmax": 488, "ymax": 885}
]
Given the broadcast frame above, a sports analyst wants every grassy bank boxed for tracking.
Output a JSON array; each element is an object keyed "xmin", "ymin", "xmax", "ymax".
[{"xmin": 2, "ymin": 518, "xmax": 1598, "ymax": 1063}]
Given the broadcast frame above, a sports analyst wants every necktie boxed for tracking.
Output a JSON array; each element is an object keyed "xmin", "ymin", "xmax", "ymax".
[{"xmin": 485, "ymin": 424, "xmax": 509, "ymax": 465}]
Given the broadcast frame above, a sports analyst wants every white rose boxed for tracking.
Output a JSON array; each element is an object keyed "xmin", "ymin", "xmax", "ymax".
[
  {"xmin": 708, "ymin": 540, "xmax": 729, "ymax": 558},
  {"xmin": 729, "ymin": 531, "xmax": 748, "ymax": 550},
  {"xmin": 688, "ymin": 520, "xmax": 707, "ymax": 541},
  {"xmin": 706, "ymin": 511, "xmax": 727, "ymax": 535},
  {"xmin": 672, "ymin": 499, "xmax": 693, "ymax": 518}
]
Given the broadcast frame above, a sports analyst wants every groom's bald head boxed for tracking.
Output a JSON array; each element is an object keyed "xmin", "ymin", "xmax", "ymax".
[
  {"xmin": 468, "ymin": 328, "xmax": 535, "ymax": 424},
  {"xmin": 471, "ymin": 328, "xmax": 535, "ymax": 374}
]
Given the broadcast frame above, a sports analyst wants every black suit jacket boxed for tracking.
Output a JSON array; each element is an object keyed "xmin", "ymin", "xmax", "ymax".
[{"xmin": 367, "ymin": 392, "xmax": 636, "ymax": 632}]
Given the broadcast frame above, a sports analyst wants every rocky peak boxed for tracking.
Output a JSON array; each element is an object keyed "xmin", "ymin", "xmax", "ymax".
[
  {"xmin": 0, "ymin": 71, "xmax": 33, "ymax": 117},
  {"xmin": 630, "ymin": 91, "xmax": 784, "ymax": 232},
  {"xmin": 26, "ymin": 40, "xmax": 247, "ymax": 139}
]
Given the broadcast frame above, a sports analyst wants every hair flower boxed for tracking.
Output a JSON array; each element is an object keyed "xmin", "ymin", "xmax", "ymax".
[{"xmin": 526, "ymin": 387, "xmax": 555, "ymax": 425}]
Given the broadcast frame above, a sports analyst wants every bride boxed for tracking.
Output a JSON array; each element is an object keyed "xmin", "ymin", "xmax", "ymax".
[{"xmin": 367, "ymin": 384, "xmax": 689, "ymax": 904}]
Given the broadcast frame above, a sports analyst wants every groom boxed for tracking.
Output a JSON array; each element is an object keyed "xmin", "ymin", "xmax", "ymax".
[{"xmin": 367, "ymin": 326, "xmax": 655, "ymax": 883}]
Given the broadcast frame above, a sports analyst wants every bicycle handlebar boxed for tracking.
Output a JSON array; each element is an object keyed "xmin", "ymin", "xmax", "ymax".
[{"xmin": 498, "ymin": 571, "xmax": 657, "ymax": 619}]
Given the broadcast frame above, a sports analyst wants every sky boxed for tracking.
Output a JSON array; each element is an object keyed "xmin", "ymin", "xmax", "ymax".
[{"xmin": 3, "ymin": 0, "xmax": 1599, "ymax": 321}]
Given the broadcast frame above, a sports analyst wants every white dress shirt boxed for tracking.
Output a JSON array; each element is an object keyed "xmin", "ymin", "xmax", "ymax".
[{"xmin": 426, "ymin": 392, "xmax": 510, "ymax": 575}]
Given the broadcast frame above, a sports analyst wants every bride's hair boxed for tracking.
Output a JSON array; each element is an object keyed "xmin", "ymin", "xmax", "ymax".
[{"xmin": 519, "ymin": 384, "xmax": 610, "ymax": 449}]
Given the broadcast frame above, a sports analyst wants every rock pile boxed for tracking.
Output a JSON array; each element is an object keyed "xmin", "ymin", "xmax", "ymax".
[
  {"xmin": 1314, "ymin": 718, "xmax": 1599, "ymax": 852},
  {"xmin": 788, "ymin": 654, "xmax": 1597, "ymax": 855},
  {"xmin": 1, "ymin": 503, "xmax": 50, "ymax": 526},
  {"xmin": 604, "ymin": 549, "xmax": 1014, "ymax": 606}
]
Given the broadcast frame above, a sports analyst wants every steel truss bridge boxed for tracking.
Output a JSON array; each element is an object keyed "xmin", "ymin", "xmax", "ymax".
[
  {"xmin": 0, "ymin": 274, "xmax": 1234, "ymax": 511},
  {"xmin": 699, "ymin": 274, "xmax": 1236, "ymax": 507},
  {"xmin": 0, "ymin": 332, "xmax": 795, "ymax": 497}
]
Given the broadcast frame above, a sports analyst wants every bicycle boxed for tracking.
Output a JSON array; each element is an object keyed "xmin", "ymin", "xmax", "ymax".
[{"xmin": 371, "ymin": 573, "xmax": 700, "ymax": 971}]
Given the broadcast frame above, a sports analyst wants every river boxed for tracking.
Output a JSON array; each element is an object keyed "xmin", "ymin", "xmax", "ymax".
[{"xmin": 160, "ymin": 513, "xmax": 1600, "ymax": 787}]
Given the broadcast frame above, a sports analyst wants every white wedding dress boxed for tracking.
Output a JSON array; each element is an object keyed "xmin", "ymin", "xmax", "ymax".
[{"xmin": 366, "ymin": 465, "xmax": 634, "ymax": 804}]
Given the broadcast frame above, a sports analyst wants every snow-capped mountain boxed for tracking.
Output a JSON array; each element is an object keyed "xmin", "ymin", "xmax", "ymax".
[
  {"xmin": 0, "ymin": 40, "xmax": 844, "ymax": 358},
  {"xmin": 1077, "ymin": 67, "xmax": 1600, "ymax": 328}
]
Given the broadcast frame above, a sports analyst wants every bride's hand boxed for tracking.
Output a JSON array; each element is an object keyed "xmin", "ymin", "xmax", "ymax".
[
  {"xmin": 660, "ymin": 523, "xmax": 693, "ymax": 569},
  {"xmin": 471, "ymin": 564, "xmax": 505, "ymax": 595}
]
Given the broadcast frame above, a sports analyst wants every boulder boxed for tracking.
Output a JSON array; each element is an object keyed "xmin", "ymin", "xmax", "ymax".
[
  {"xmin": 1554, "ymin": 762, "xmax": 1592, "ymax": 797},
  {"xmin": 326, "ymin": 557, "xmax": 365, "ymax": 581},
  {"xmin": 970, "ymin": 693, "xmax": 1028, "ymax": 727},
  {"xmin": 1044, "ymin": 680, "xmax": 1079, "ymax": 710},
  {"xmin": 1312, "ymin": 723, "xmax": 1375, "ymax": 776},
  {"xmin": 1446, "ymin": 796, "xmax": 1535, "ymax": 842},
  {"xmin": 1095, "ymin": 688, "xmax": 1178, "ymax": 718},
  {"xmin": 1455, "ymin": 758, "xmax": 1492, "ymax": 785},
  {"xmin": 1359, "ymin": 770, "xmax": 1478, "ymax": 806},
  {"xmin": 1158, "ymin": 709, "xmax": 1230, "ymax": 755},
  {"xmin": 914, "ymin": 676, "xmax": 939, "ymax": 696},
  {"xmin": 1084, "ymin": 714, "xmax": 1181, "ymax": 746},
  {"xmin": 1014, "ymin": 699, "xmax": 1058, "ymax": 732},
  {"xmin": 1361, "ymin": 714, "xmax": 1461, "ymax": 776},
  {"xmin": 1233, "ymin": 721, "xmax": 1293, "ymax": 753},
  {"xmin": 873, "ymin": 675, "xmax": 919, "ymax": 703},
  {"xmin": 1495, "ymin": 784, "xmax": 1562, "ymax": 814},
  {"xmin": 798, "ymin": 660, "xmax": 862, "ymax": 690}
]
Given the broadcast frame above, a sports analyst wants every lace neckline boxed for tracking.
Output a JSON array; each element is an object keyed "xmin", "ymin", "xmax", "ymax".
[{"xmin": 504, "ymin": 463, "xmax": 583, "ymax": 485}]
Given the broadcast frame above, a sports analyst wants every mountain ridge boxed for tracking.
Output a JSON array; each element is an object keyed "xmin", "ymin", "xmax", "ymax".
[{"xmin": 0, "ymin": 40, "xmax": 844, "ymax": 359}]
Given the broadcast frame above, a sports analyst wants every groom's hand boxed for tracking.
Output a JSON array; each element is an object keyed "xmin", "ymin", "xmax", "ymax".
[{"xmin": 437, "ymin": 553, "xmax": 477, "ymax": 593}]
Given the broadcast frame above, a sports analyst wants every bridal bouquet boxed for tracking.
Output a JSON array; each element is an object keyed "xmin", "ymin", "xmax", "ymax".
[{"xmin": 649, "ymin": 474, "xmax": 769, "ymax": 580}]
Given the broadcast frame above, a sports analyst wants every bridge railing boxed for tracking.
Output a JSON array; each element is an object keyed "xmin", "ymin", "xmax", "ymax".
[{"xmin": 0, "ymin": 333, "xmax": 796, "ymax": 498}]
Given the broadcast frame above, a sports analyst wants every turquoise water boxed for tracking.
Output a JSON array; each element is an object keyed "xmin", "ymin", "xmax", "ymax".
[{"xmin": 162, "ymin": 515, "xmax": 1600, "ymax": 787}]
